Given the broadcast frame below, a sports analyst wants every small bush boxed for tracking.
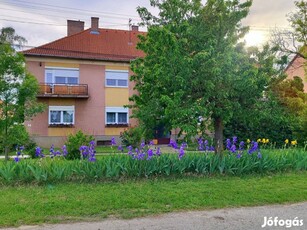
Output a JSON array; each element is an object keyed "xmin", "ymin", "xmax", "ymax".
[
  {"xmin": 120, "ymin": 127, "xmax": 143, "ymax": 147},
  {"xmin": 0, "ymin": 124, "xmax": 37, "ymax": 157},
  {"xmin": 65, "ymin": 130, "xmax": 93, "ymax": 160},
  {"xmin": 24, "ymin": 139, "xmax": 37, "ymax": 158}
]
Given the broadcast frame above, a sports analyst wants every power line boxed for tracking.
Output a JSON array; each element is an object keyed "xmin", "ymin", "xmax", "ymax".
[
  {"xmin": 9, "ymin": 0, "xmax": 141, "ymax": 18},
  {"xmin": 0, "ymin": 18, "xmax": 66, "ymax": 26},
  {"xmin": 0, "ymin": 18, "xmax": 130, "ymax": 28},
  {"xmin": 0, "ymin": 0, "xmax": 142, "ymax": 21}
]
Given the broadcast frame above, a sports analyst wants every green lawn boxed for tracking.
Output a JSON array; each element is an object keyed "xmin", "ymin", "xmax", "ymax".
[{"xmin": 1, "ymin": 171, "xmax": 307, "ymax": 227}]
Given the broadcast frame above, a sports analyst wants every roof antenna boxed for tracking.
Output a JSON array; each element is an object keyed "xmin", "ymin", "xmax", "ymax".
[{"xmin": 128, "ymin": 18, "xmax": 132, "ymax": 45}]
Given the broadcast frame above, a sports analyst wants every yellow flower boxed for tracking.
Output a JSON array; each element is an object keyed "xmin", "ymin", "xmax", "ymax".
[
  {"xmin": 285, "ymin": 139, "xmax": 289, "ymax": 144},
  {"xmin": 265, "ymin": 139, "xmax": 269, "ymax": 143},
  {"xmin": 247, "ymin": 139, "xmax": 251, "ymax": 143},
  {"xmin": 262, "ymin": 138, "xmax": 266, "ymax": 143},
  {"xmin": 257, "ymin": 139, "xmax": 261, "ymax": 142},
  {"xmin": 291, "ymin": 140, "xmax": 297, "ymax": 145}
]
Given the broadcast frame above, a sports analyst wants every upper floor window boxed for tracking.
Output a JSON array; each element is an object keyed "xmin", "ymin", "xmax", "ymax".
[
  {"xmin": 49, "ymin": 106, "xmax": 75, "ymax": 125},
  {"xmin": 105, "ymin": 70, "xmax": 128, "ymax": 87},
  {"xmin": 45, "ymin": 67, "xmax": 79, "ymax": 85}
]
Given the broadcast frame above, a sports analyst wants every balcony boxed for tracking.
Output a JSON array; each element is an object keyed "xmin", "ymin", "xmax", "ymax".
[{"xmin": 37, "ymin": 83, "xmax": 89, "ymax": 98}]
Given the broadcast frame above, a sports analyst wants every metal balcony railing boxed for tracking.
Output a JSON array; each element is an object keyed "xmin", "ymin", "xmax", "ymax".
[{"xmin": 38, "ymin": 83, "xmax": 89, "ymax": 98}]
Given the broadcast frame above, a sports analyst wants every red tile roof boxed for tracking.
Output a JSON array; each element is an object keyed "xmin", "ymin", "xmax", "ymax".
[{"xmin": 23, "ymin": 28, "xmax": 145, "ymax": 62}]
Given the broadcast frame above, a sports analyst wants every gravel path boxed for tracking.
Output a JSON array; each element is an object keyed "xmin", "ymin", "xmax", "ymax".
[{"xmin": 4, "ymin": 202, "xmax": 307, "ymax": 230}]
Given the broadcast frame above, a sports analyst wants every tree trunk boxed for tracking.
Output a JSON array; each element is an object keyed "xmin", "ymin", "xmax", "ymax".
[
  {"xmin": 5, "ymin": 146, "xmax": 9, "ymax": 161},
  {"xmin": 4, "ymin": 102, "xmax": 9, "ymax": 161},
  {"xmin": 214, "ymin": 116, "xmax": 224, "ymax": 156}
]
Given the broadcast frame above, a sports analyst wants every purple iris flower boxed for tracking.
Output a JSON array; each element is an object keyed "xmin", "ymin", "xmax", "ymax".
[
  {"xmin": 35, "ymin": 146, "xmax": 43, "ymax": 157},
  {"xmin": 127, "ymin": 145, "xmax": 133, "ymax": 151},
  {"xmin": 118, "ymin": 145, "xmax": 123, "ymax": 152},
  {"xmin": 239, "ymin": 141, "xmax": 245, "ymax": 151},
  {"xmin": 230, "ymin": 144, "xmax": 236, "ymax": 153},
  {"xmin": 137, "ymin": 152, "xmax": 146, "ymax": 160},
  {"xmin": 147, "ymin": 149, "xmax": 153, "ymax": 160},
  {"xmin": 88, "ymin": 156, "xmax": 96, "ymax": 162},
  {"xmin": 79, "ymin": 145, "xmax": 89, "ymax": 157},
  {"xmin": 62, "ymin": 145, "xmax": 68, "ymax": 156},
  {"xmin": 156, "ymin": 147, "xmax": 161, "ymax": 156},
  {"xmin": 226, "ymin": 139, "xmax": 231, "ymax": 150},
  {"xmin": 248, "ymin": 141, "xmax": 259, "ymax": 154},
  {"xmin": 169, "ymin": 139, "xmax": 178, "ymax": 149},
  {"xmin": 178, "ymin": 147, "xmax": 185, "ymax": 159},
  {"xmin": 49, "ymin": 144, "xmax": 54, "ymax": 154},
  {"xmin": 111, "ymin": 137, "xmax": 116, "ymax": 146},
  {"xmin": 14, "ymin": 156, "xmax": 20, "ymax": 163}
]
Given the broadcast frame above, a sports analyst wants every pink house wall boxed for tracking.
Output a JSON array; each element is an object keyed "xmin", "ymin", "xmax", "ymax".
[
  {"xmin": 25, "ymin": 61, "xmax": 49, "ymax": 136},
  {"xmin": 286, "ymin": 56, "xmax": 307, "ymax": 92},
  {"xmin": 75, "ymin": 64, "xmax": 105, "ymax": 135}
]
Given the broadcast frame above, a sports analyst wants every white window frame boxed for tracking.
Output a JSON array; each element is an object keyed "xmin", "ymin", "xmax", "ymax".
[
  {"xmin": 105, "ymin": 69, "xmax": 129, "ymax": 88},
  {"xmin": 105, "ymin": 107, "xmax": 129, "ymax": 124},
  {"xmin": 45, "ymin": 67, "xmax": 79, "ymax": 85},
  {"xmin": 49, "ymin": 106, "xmax": 75, "ymax": 125}
]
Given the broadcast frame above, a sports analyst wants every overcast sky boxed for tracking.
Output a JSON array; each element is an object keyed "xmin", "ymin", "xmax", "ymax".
[{"xmin": 0, "ymin": 0, "xmax": 298, "ymax": 48}]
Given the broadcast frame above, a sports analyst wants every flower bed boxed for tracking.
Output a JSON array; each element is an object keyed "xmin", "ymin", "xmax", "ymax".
[{"xmin": 1, "ymin": 137, "xmax": 306, "ymax": 185}]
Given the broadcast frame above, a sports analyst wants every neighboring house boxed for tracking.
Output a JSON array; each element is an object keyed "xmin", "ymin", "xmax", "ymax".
[
  {"xmin": 285, "ymin": 52, "xmax": 307, "ymax": 92},
  {"xmin": 23, "ymin": 17, "xmax": 144, "ymax": 147}
]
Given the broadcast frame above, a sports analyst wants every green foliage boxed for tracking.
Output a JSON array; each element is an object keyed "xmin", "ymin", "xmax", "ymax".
[
  {"xmin": 0, "ymin": 124, "xmax": 37, "ymax": 157},
  {"xmin": 1, "ymin": 149, "xmax": 307, "ymax": 184},
  {"xmin": 224, "ymin": 96, "xmax": 295, "ymax": 147},
  {"xmin": 129, "ymin": 0, "xmax": 278, "ymax": 153},
  {"xmin": 120, "ymin": 127, "xmax": 143, "ymax": 147},
  {"xmin": 288, "ymin": 0, "xmax": 307, "ymax": 45},
  {"xmin": 0, "ymin": 27, "xmax": 44, "ymax": 159},
  {"xmin": 64, "ymin": 130, "xmax": 93, "ymax": 160},
  {"xmin": 271, "ymin": 1, "xmax": 306, "ymax": 60},
  {"xmin": 272, "ymin": 76, "xmax": 307, "ymax": 143}
]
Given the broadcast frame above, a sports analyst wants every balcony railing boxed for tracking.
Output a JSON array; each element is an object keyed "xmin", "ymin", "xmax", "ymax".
[{"xmin": 38, "ymin": 83, "xmax": 89, "ymax": 98}]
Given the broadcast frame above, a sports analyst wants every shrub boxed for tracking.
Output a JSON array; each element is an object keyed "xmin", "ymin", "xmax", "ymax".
[
  {"xmin": 65, "ymin": 130, "xmax": 93, "ymax": 160},
  {"xmin": 0, "ymin": 124, "xmax": 37, "ymax": 157},
  {"xmin": 120, "ymin": 127, "xmax": 143, "ymax": 147}
]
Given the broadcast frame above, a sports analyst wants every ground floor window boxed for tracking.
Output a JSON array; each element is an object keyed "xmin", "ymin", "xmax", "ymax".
[
  {"xmin": 49, "ymin": 106, "xmax": 75, "ymax": 125},
  {"xmin": 105, "ymin": 107, "xmax": 128, "ymax": 125}
]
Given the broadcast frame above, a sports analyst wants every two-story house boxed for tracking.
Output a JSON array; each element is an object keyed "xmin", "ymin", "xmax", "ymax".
[{"xmin": 23, "ymin": 17, "xmax": 144, "ymax": 147}]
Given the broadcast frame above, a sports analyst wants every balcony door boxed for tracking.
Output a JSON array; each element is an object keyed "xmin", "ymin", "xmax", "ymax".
[{"xmin": 45, "ymin": 67, "xmax": 79, "ymax": 85}]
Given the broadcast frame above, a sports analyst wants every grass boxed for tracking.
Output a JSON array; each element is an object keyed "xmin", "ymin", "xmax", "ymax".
[{"xmin": 1, "ymin": 171, "xmax": 307, "ymax": 227}]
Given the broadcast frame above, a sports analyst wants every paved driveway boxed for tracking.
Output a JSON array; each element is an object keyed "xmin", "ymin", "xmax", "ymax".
[{"xmin": 4, "ymin": 202, "xmax": 307, "ymax": 230}]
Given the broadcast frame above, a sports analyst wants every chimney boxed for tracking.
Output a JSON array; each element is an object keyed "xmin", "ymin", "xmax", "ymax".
[
  {"xmin": 131, "ymin": 25, "xmax": 139, "ymax": 31},
  {"xmin": 91, "ymin": 17, "xmax": 99, "ymax": 34},
  {"xmin": 67, "ymin": 20, "xmax": 84, "ymax": 36}
]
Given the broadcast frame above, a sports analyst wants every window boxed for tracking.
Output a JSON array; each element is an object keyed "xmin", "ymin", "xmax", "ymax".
[
  {"xmin": 105, "ymin": 70, "xmax": 128, "ymax": 87},
  {"xmin": 45, "ymin": 67, "xmax": 79, "ymax": 85},
  {"xmin": 49, "ymin": 106, "xmax": 75, "ymax": 125},
  {"xmin": 105, "ymin": 107, "xmax": 128, "ymax": 125}
]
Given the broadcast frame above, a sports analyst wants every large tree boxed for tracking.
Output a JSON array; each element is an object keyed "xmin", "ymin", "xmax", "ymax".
[
  {"xmin": 271, "ymin": 0, "xmax": 306, "ymax": 59},
  {"xmin": 0, "ymin": 27, "xmax": 44, "ymax": 160},
  {"xmin": 130, "ymin": 0, "xmax": 274, "ymax": 154}
]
